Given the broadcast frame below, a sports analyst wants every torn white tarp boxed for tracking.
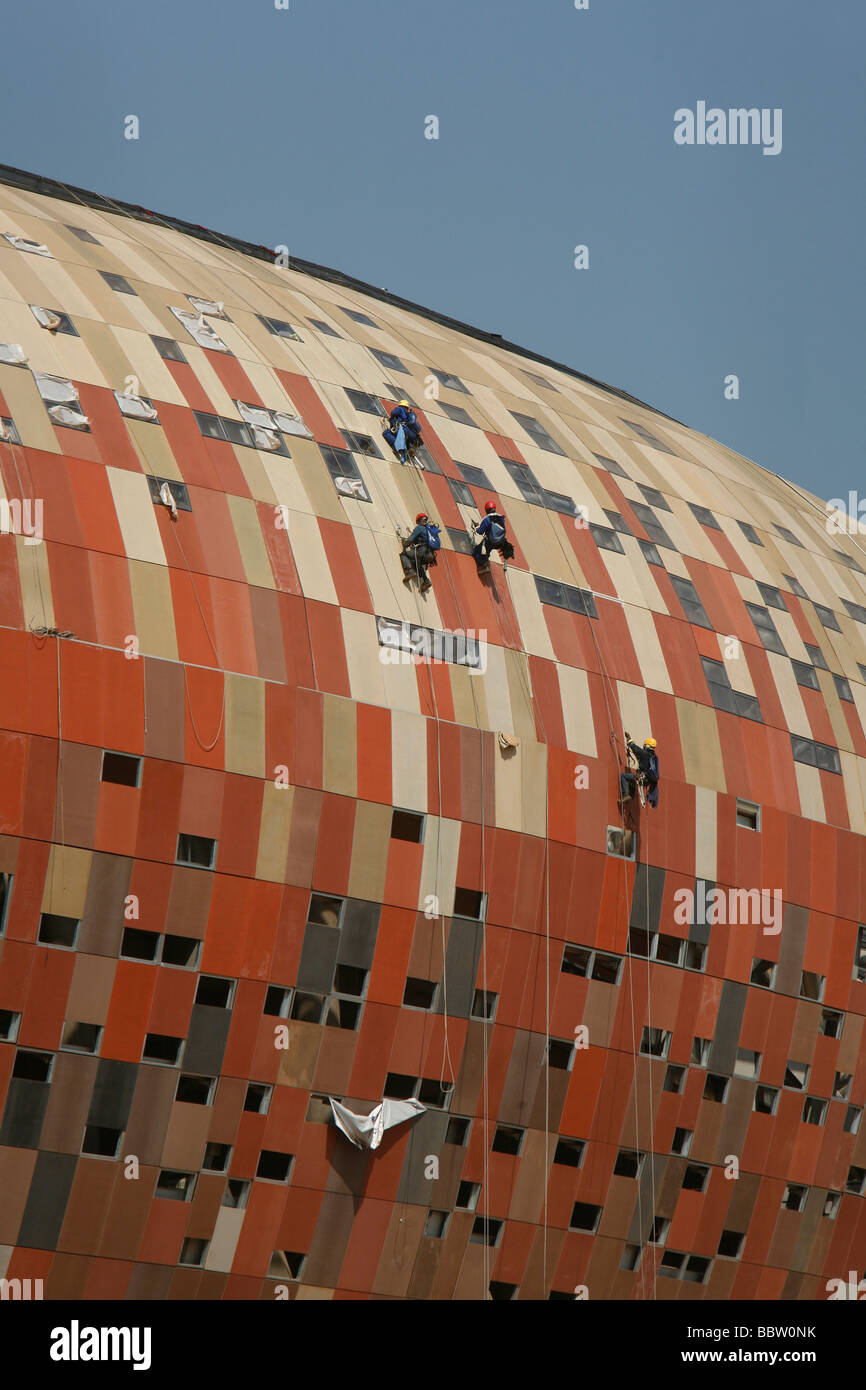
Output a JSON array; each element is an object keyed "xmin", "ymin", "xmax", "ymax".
[
  {"xmin": 170, "ymin": 307, "xmax": 230, "ymax": 352},
  {"xmin": 236, "ymin": 400, "xmax": 275, "ymax": 430},
  {"xmin": 0, "ymin": 342, "xmax": 27, "ymax": 367},
  {"xmin": 188, "ymin": 296, "xmax": 227, "ymax": 319},
  {"xmin": 34, "ymin": 372, "xmax": 79, "ymax": 405},
  {"xmin": 4, "ymin": 233, "xmax": 52, "ymax": 256},
  {"xmin": 48, "ymin": 404, "xmax": 90, "ymax": 429},
  {"xmin": 34, "ymin": 372, "xmax": 79, "ymax": 404},
  {"xmin": 114, "ymin": 390, "xmax": 159, "ymax": 422},
  {"xmin": 250, "ymin": 425, "xmax": 283, "ymax": 451},
  {"xmin": 273, "ymin": 410, "xmax": 312, "ymax": 439},
  {"xmin": 158, "ymin": 481, "xmax": 178, "ymax": 519},
  {"xmin": 31, "ymin": 305, "xmax": 63, "ymax": 331},
  {"xmin": 329, "ymin": 1097, "xmax": 425, "ymax": 1150}
]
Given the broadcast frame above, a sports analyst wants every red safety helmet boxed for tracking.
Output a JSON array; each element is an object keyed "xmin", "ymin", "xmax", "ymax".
[
  {"xmin": 484, "ymin": 500, "xmax": 497, "ymax": 513},
  {"xmin": 416, "ymin": 512, "xmax": 428, "ymax": 523}
]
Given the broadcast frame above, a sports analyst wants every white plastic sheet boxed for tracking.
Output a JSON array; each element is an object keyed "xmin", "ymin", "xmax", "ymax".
[
  {"xmin": 0, "ymin": 342, "xmax": 27, "ymax": 367},
  {"xmin": 34, "ymin": 372, "xmax": 79, "ymax": 404},
  {"xmin": 188, "ymin": 296, "xmax": 226, "ymax": 319},
  {"xmin": 329, "ymin": 1097, "xmax": 425, "ymax": 1150},
  {"xmin": 4, "ymin": 234, "xmax": 51, "ymax": 256},
  {"xmin": 31, "ymin": 305, "xmax": 63, "ymax": 331},
  {"xmin": 170, "ymin": 307, "xmax": 230, "ymax": 353},
  {"xmin": 114, "ymin": 391, "xmax": 159, "ymax": 422},
  {"xmin": 237, "ymin": 401, "xmax": 275, "ymax": 430},
  {"xmin": 273, "ymin": 410, "xmax": 312, "ymax": 438}
]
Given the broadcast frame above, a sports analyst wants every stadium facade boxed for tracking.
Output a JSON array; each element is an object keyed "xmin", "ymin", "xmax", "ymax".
[{"xmin": 0, "ymin": 166, "xmax": 864, "ymax": 1300}]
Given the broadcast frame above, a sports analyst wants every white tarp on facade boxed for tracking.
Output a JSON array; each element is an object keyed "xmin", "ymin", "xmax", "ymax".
[{"xmin": 329, "ymin": 1097, "xmax": 425, "ymax": 1150}]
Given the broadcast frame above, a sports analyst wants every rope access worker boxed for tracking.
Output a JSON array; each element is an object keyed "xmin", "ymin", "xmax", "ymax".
[
  {"xmin": 399, "ymin": 512, "xmax": 440, "ymax": 592},
  {"xmin": 619, "ymin": 732, "xmax": 659, "ymax": 808},
  {"xmin": 383, "ymin": 400, "xmax": 423, "ymax": 463},
  {"xmin": 472, "ymin": 500, "xmax": 514, "ymax": 573}
]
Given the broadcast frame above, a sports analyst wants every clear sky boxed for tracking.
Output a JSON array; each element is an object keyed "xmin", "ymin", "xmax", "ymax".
[{"xmin": 1, "ymin": 0, "xmax": 862, "ymax": 502}]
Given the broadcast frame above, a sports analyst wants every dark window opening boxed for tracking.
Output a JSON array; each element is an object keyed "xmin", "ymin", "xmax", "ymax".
[
  {"xmin": 258, "ymin": 314, "xmax": 300, "ymax": 340},
  {"xmin": 334, "ymin": 964, "xmax": 367, "ymax": 998},
  {"xmin": 471, "ymin": 989, "xmax": 497, "ymax": 1020},
  {"xmin": 703, "ymin": 1073, "xmax": 728, "ymax": 1103},
  {"xmin": 120, "ymin": 926, "xmax": 159, "ymax": 961},
  {"xmin": 143, "ymin": 1033, "xmax": 183, "ymax": 1064},
  {"xmin": 384, "ymin": 1073, "xmax": 416, "ymax": 1100},
  {"xmin": 162, "ymin": 934, "xmax": 200, "ymax": 968},
  {"xmin": 570, "ymin": 1202, "xmax": 602, "ymax": 1233},
  {"xmin": 101, "ymin": 271, "xmax": 135, "ymax": 294},
  {"xmin": 614, "ymin": 1149, "xmax": 644, "ymax": 1179},
  {"xmin": 38, "ymin": 913, "xmax": 78, "ymax": 948},
  {"xmin": 222, "ymin": 1178, "xmax": 250, "ymax": 1209},
  {"xmin": 718, "ymin": 1230, "xmax": 744, "ymax": 1258},
  {"xmin": 176, "ymin": 833, "xmax": 215, "ymax": 868},
  {"xmin": 456, "ymin": 1180, "xmax": 480, "ymax": 1210},
  {"xmin": 83, "ymin": 1125, "xmax": 121, "ymax": 1156},
  {"xmin": 453, "ymin": 887, "xmax": 485, "ymax": 919},
  {"xmin": 470, "ymin": 1217, "xmax": 502, "ymax": 1246},
  {"xmin": 264, "ymin": 985, "xmax": 292, "ymax": 1017},
  {"xmin": 196, "ymin": 976, "xmax": 234, "ymax": 1009},
  {"xmin": 403, "ymin": 977, "xmax": 438, "ymax": 1010},
  {"xmin": 418, "ymin": 1077, "xmax": 450, "ymax": 1108},
  {"xmin": 176, "ymin": 1075, "xmax": 214, "ymax": 1106},
  {"xmin": 491, "ymin": 1125, "xmax": 524, "ymax": 1156},
  {"xmin": 101, "ymin": 750, "xmax": 141, "ymax": 786},
  {"xmin": 244, "ymin": 1082, "xmax": 272, "ymax": 1114},
  {"xmin": 424, "ymin": 1210, "xmax": 449, "ymax": 1239},
  {"xmin": 391, "ymin": 809, "xmax": 425, "ymax": 843},
  {"xmin": 151, "ymin": 335, "xmax": 187, "ymax": 362},
  {"xmin": 256, "ymin": 1150, "xmax": 293, "ymax": 1182},
  {"xmin": 307, "ymin": 894, "xmax": 343, "ymax": 928},
  {"xmin": 12, "ymin": 1050, "xmax": 52, "ymax": 1082},
  {"xmin": 553, "ymin": 1137, "xmax": 584, "ymax": 1167},
  {"xmin": 156, "ymin": 1170, "xmax": 195, "ymax": 1201},
  {"xmin": 203, "ymin": 1142, "xmax": 231, "ymax": 1172},
  {"xmin": 290, "ymin": 992, "xmax": 324, "ymax": 1024},
  {"xmin": 445, "ymin": 1117, "xmax": 470, "ymax": 1146},
  {"xmin": 547, "ymin": 1038, "xmax": 574, "ymax": 1070},
  {"xmin": 682, "ymin": 1163, "xmax": 709, "ymax": 1192}
]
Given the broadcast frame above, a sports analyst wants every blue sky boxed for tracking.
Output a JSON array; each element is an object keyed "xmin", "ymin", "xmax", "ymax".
[{"xmin": 1, "ymin": 0, "xmax": 862, "ymax": 502}]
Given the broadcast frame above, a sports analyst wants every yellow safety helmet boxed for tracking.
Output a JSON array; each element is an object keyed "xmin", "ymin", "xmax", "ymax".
[
  {"xmin": 399, "ymin": 399, "xmax": 410, "ymax": 407},
  {"xmin": 644, "ymin": 737, "xmax": 657, "ymax": 749}
]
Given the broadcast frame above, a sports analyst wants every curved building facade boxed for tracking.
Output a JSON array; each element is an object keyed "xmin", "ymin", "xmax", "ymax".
[{"xmin": 0, "ymin": 167, "xmax": 864, "ymax": 1300}]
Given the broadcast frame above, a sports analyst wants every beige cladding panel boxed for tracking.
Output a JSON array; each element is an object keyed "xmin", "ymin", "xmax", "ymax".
[
  {"xmin": 106, "ymin": 468, "xmax": 166, "ymax": 566},
  {"xmin": 127, "ymin": 559, "xmax": 179, "ymax": 661},
  {"xmin": 347, "ymin": 800, "xmax": 391, "ymax": 904},
  {"xmin": 676, "ymin": 697, "xmax": 727, "ymax": 794},
  {"xmin": 418, "ymin": 817, "xmax": 460, "ymax": 915},
  {"xmin": 42, "ymin": 846, "xmax": 92, "ymax": 916},
  {"xmin": 256, "ymin": 782, "xmax": 294, "ymax": 883},
  {"xmin": 694, "ymin": 787, "xmax": 718, "ymax": 880},
  {"xmin": 225, "ymin": 673, "xmax": 265, "ymax": 778},
  {"xmin": 321, "ymin": 693, "xmax": 357, "ymax": 797},
  {"xmin": 391, "ymin": 710, "xmax": 427, "ymax": 811}
]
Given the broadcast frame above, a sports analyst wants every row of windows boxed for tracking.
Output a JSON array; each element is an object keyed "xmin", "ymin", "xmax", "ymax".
[
  {"xmin": 700, "ymin": 655, "xmax": 764, "ymax": 721},
  {"xmin": 534, "ymin": 575, "xmax": 598, "ymax": 618}
]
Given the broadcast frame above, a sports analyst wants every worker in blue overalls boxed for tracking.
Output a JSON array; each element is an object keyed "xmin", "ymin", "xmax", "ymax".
[
  {"xmin": 619, "ymin": 734, "xmax": 659, "ymax": 807},
  {"xmin": 383, "ymin": 400, "xmax": 422, "ymax": 464}
]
